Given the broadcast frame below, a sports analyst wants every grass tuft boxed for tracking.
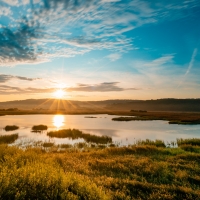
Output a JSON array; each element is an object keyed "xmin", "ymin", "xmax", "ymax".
[{"xmin": 32, "ymin": 125, "xmax": 48, "ymax": 131}]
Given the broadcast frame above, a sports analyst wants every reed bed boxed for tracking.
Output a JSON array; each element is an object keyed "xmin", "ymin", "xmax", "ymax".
[
  {"xmin": 32, "ymin": 125, "xmax": 48, "ymax": 131},
  {"xmin": 177, "ymin": 138, "xmax": 200, "ymax": 146},
  {"xmin": 47, "ymin": 129, "xmax": 112, "ymax": 144},
  {"xmin": 135, "ymin": 139, "xmax": 166, "ymax": 147},
  {"xmin": 0, "ymin": 133, "xmax": 18, "ymax": 144}
]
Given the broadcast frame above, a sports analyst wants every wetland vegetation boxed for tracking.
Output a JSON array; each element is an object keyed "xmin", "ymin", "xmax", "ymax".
[
  {"xmin": 32, "ymin": 124, "xmax": 48, "ymax": 132},
  {"xmin": 4, "ymin": 125, "xmax": 19, "ymax": 131},
  {"xmin": 112, "ymin": 111, "xmax": 200, "ymax": 125},
  {"xmin": 0, "ymin": 137, "xmax": 200, "ymax": 199},
  {"xmin": 47, "ymin": 129, "xmax": 112, "ymax": 144},
  {"xmin": 0, "ymin": 133, "xmax": 18, "ymax": 144}
]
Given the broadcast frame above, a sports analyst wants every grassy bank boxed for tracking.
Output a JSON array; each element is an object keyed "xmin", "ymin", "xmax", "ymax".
[{"xmin": 0, "ymin": 138, "xmax": 200, "ymax": 199}]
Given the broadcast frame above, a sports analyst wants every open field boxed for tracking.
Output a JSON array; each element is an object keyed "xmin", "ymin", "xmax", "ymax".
[{"xmin": 0, "ymin": 139, "xmax": 200, "ymax": 199}]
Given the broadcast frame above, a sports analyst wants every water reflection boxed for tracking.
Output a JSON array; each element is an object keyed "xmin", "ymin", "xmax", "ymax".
[{"xmin": 53, "ymin": 115, "xmax": 64, "ymax": 129}]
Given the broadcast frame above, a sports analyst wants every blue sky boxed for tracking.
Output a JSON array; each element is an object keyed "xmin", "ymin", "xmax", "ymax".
[{"xmin": 0, "ymin": 0, "xmax": 200, "ymax": 101}]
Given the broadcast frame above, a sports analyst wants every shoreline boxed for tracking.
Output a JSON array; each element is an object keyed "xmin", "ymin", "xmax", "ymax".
[{"xmin": 1, "ymin": 110, "xmax": 200, "ymax": 124}]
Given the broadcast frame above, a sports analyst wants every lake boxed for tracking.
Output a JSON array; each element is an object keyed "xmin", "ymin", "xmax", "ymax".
[{"xmin": 0, "ymin": 114, "xmax": 200, "ymax": 146}]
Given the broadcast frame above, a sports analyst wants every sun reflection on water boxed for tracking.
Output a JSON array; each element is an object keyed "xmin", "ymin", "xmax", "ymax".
[{"xmin": 53, "ymin": 115, "xmax": 65, "ymax": 129}]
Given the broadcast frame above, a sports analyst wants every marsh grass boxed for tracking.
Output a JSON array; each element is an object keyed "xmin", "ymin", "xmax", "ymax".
[
  {"xmin": 60, "ymin": 144, "xmax": 73, "ymax": 149},
  {"xmin": 177, "ymin": 138, "xmax": 200, "ymax": 146},
  {"xmin": 42, "ymin": 142, "xmax": 54, "ymax": 148},
  {"xmin": 180, "ymin": 145, "xmax": 200, "ymax": 153},
  {"xmin": 4, "ymin": 125, "xmax": 19, "ymax": 131},
  {"xmin": 135, "ymin": 139, "xmax": 166, "ymax": 147},
  {"xmin": 0, "ymin": 133, "xmax": 18, "ymax": 144},
  {"xmin": 0, "ymin": 145, "xmax": 107, "ymax": 200},
  {"xmin": 1, "ymin": 142, "xmax": 200, "ymax": 199},
  {"xmin": 32, "ymin": 124, "xmax": 48, "ymax": 131},
  {"xmin": 47, "ymin": 129, "xmax": 112, "ymax": 144}
]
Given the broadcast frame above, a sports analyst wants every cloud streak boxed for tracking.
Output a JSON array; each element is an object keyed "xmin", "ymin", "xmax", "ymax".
[
  {"xmin": 67, "ymin": 82, "xmax": 139, "ymax": 92},
  {"xmin": 0, "ymin": 82, "xmax": 139, "ymax": 94},
  {"xmin": 0, "ymin": 74, "xmax": 40, "ymax": 83}
]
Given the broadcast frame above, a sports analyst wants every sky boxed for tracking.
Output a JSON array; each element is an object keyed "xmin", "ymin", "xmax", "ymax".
[{"xmin": 0, "ymin": 0, "xmax": 200, "ymax": 101}]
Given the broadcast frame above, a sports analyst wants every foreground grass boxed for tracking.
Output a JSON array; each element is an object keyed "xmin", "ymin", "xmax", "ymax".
[{"xmin": 1, "ymin": 140, "xmax": 200, "ymax": 199}]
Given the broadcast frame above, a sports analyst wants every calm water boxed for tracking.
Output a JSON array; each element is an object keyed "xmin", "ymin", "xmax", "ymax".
[{"xmin": 0, "ymin": 114, "xmax": 200, "ymax": 145}]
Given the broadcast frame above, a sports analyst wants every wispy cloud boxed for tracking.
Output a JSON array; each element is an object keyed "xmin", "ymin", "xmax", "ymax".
[
  {"xmin": 107, "ymin": 53, "xmax": 122, "ymax": 62},
  {"xmin": 144, "ymin": 55, "xmax": 174, "ymax": 68},
  {"xmin": 0, "ymin": 85, "xmax": 53, "ymax": 94},
  {"xmin": 67, "ymin": 82, "xmax": 139, "ymax": 92},
  {"xmin": 0, "ymin": 74, "xmax": 40, "ymax": 83},
  {"xmin": 0, "ymin": 0, "xmax": 199, "ymax": 66},
  {"xmin": 0, "ymin": 82, "xmax": 139, "ymax": 94}
]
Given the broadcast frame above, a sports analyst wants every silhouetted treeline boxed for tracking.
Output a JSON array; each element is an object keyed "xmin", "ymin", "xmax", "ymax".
[{"xmin": 106, "ymin": 99, "xmax": 200, "ymax": 112}]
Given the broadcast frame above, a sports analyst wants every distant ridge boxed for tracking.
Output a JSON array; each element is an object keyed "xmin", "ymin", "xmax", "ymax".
[{"xmin": 0, "ymin": 98, "xmax": 200, "ymax": 112}]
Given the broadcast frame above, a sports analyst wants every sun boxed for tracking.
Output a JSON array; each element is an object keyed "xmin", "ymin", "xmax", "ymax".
[{"xmin": 54, "ymin": 89, "xmax": 65, "ymax": 99}]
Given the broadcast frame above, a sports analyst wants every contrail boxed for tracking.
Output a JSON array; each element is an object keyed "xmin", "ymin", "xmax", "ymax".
[
  {"xmin": 177, "ymin": 48, "xmax": 198, "ymax": 88},
  {"xmin": 185, "ymin": 48, "xmax": 198, "ymax": 76}
]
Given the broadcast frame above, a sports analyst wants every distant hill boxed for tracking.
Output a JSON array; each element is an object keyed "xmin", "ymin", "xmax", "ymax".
[
  {"xmin": 0, "ymin": 98, "xmax": 200, "ymax": 112},
  {"xmin": 105, "ymin": 99, "xmax": 200, "ymax": 112}
]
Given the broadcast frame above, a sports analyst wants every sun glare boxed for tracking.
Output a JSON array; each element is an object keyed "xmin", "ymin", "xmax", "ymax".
[
  {"xmin": 54, "ymin": 89, "xmax": 65, "ymax": 99},
  {"xmin": 53, "ymin": 115, "xmax": 64, "ymax": 129}
]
